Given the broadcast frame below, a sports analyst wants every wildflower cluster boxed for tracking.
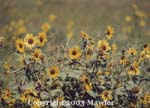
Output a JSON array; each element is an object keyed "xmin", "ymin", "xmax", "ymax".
[{"xmin": 0, "ymin": 21, "xmax": 150, "ymax": 108}]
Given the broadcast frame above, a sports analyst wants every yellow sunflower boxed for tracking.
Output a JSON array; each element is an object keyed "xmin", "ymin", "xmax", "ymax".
[
  {"xmin": 127, "ymin": 48, "xmax": 137, "ymax": 56},
  {"xmin": 129, "ymin": 103, "xmax": 137, "ymax": 108},
  {"xmin": 125, "ymin": 16, "xmax": 132, "ymax": 23},
  {"xmin": 20, "ymin": 95, "xmax": 28, "ymax": 103},
  {"xmin": 2, "ymin": 89, "xmax": 12, "ymax": 100},
  {"xmin": 16, "ymin": 39, "xmax": 25, "ymax": 53},
  {"xmin": 47, "ymin": 66, "xmax": 59, "ymax": 78},
  {"xmin": 127, "ymin": 61, "xmax": 141, "ymax": 76},
  {"xmin": 104, "ymin": 70, "xmax": 111, "ymax": 76},
  {"xmin": 23, "ymin": 89, "xmax": 38, "ymax": 97},
  {"xmin": 84, "ymin": 83, "xmax": 92, "ymax": 91},
  {"xmin": 139, "ymin": 20, "xmax": 146, "ymax": 27},
  {"xmin": 37, "ymin": 32, "xmax": 47, "ymax": 47},
  {"xmin": 127, "ymin": 66, "xmax": 140, "ymax": 76},
  {"xmin": 100, "ymin": 90, "xmax": 113, "ymax": 101},
  {"xmin": 120, "ymin": 56, "xmax": 128, "ymax": 65},
  {"xmin": 80, "ymin": 31, "xmax": 90, "ymax": 40},
  {"xmin": 143, "ymin": 44, "xmax": 149, "ymax": 52},
  {"xmin": 80, "ymin": 75, "xmax": 89, "ymax": 83},
  {"xmin": 24, "ymin": 33, "xmax": 36, "ymax": 49},
  {"xmin": 48, "ymin": 14, "xmax": 56, "ymax": 23},
  {"xmin": 32, "ymin": 49, "xmax": 42, "ymax": 62},
  {"xmin": 85, "ymin": 44, "xmax": 94, "ymax": 60},
  {"xmin": 97, "ymin": 40, "xmax": 111, "ymax": 52},
  {"xmin": 57, "ymin": 96, "xmax": 64, "ymax": 102},
  {"xmin": 41, "ymin": 22, "xmax": 51, "ymax": 33},
  {"xmin": 141, "ymin": 92, "xmax": 150, "ymax": 105},
  {"xmin": 105, "ymin": 25, "xmax": 115, "ymax": 40},
  {"xmin": 68, "ymin": 46, "xmax": 82, "ymax": 60}
]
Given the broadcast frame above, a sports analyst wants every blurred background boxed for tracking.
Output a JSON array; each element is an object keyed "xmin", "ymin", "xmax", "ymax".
[{"xmin": 0, "ymin": 0, "xmax": 150, "ymax": 58}]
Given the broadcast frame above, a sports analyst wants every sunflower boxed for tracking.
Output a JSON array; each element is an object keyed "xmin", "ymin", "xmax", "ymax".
[
  {"xmin": 139, "ymin": 20, "xmax": 146, "ymax": 27},
  {"xmin": 84, "ymin": 83, "xmax": 92, "ymax": 91},
  {"xmin": 141, "ymin": 92, "xmax": 150, "ymax": 105},
  {"xmin": 8, "ymin": 98, "xmax": 16, "ymax": 106},
  {"xmin": 24, "ymin": 33, "xmax": 36, "ymax": 49},
  {"xmin": 41, "ymin": 22, "xmax": 51, "ymax": 33},
  {"xmin": 132, "ymin": 61, "xmax": 139, "ymax": 67},
  {"xmin": 85, "ymin": 44, "xmax": 94, "ymax": 60},
  {"xmin": 32, "ymin": 49, "xmax": 42, "ymax": 62},
  {"xmin": 105, "ymin": 25, "xmax": 114, "ymax": 40},
  {"xmin": 143, "ymin": 44, "xmax": 149, "ymax": 51},
  {"xmin": 30, "ymin": 98, "xmax": 41, "ymax": 108},
  {"xmin": 146, "ymin": 50, "xmax": 150, "ymax": 56},
  {"xmin": 80, "ymin": 75, "xmax": 89, "ymax": 83},
  {"xmin": 80, "ymin": 31, "xmax": 90, "ymax": 40},
  {"xmin": 104, "ymin": 70, "xmax": 111, "ymax": 76},
  {"xmin": 140, "ymin": 45, "xmax": 150, "ymax": 59},
  {"xmin": 48, "ymin": 14, "xmax": 56, "ymax": 23},
  {"xmin": 37, "ymin": 32, "xmax": 47, "ymax": 47},
  {"xmin": 120, "ymin": 56, "xmax": 128, "ymax": 65},
  {"xmin": 2, "ymin": 89, "xmax": 12, "ymax": 100},
  {"xmin": 97, "ymin": 40, "xmax": 111, "ymax": 52},
  {"xmin": 125, "ymin": 16, "xmax": 132, "ymax": 23},
  {"xmin": 20, "ymin": 95, "xmax": 28, "ymax": 103},
  {"xmin": 127, "ymin": 66, "xmax": 140, "ymax": 76},
  {"xmin": 127, "ymin": 48, "xmax": 137, "ymax": 56},
  {"xmin": 129, "ymin": 103, "xmax": 137, "ymax": 108},
  {"xmin": 47, "ymin": 66, "xmax": 59, "ymax": 78},
  {"xmin": 68, "ymin": 46, "xmax": 82, "ymax": 60},
  {"xmin": 128, "ymin": 61, "xmax": 141, "ymax": 76},
  {"xmin": 23, "ymin": 89, "xmax": 38, "ymax": 97},
  {"xmin": 100, "ymin": 90, "xmax": 113, "ymax": 101},
  {"xmin": 16, "ymin": 38, "xmax": 25, "ymax": 53},
  {"xmin": 138, "ymin": 52, "xmax": 145, "ymax": 63},
  {"xmin": 57, "ymin": 96, "xmax": 64, "ymax": 102},
  {"xmin": 98, "ymin": 78, "xmax": 105, "ymax": 85}
]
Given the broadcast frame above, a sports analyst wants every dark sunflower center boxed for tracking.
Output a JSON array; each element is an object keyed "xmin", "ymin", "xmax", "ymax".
[
  {"xmin": 19, "ymin": 44, "xmax": 23, "ymax": 48},
  {"xmin": 104, "ymin": 92, "xmax": 109, "ymax": 97},
  {"xmin": 72, "ymin": 50, "xmax": 77, "ymax": 55},
  {"xmin": 107, "ymin": 30, "xmax": 110, "ymax": 35},
  {"xmin": 6, "ymin": 92, "xmax": 10, "ymax": 96},
  {"xmin": 121, "ymin": 56, "xmax": 125, "ymax": 60},
  {"xmin": 144, "ymin": 44, "xmax": 148, "ymax": 48},
  {"xmin": 131, "ymin": 52, "xmax": 134, "ymax": 55},
  {"xmin": 85, "ymin": 79, "xmax": 89, "ymax": 83},
  {"xmin": 50, "ymin": 69, "xmax": 55, "ymax": 74},
  {"xmin": 39, "ymin": 37, "xmax": 44, "ymax": 42},
  {"xmin": 101, "ymin": 45, "xmax": 106, "ymax": 50},
  {"xmin": 87, "ymin": 50, "xmax": 92, "ymax": 55},
  {"xmin": 34, "ymin": 53, "xmax": 39, "ymax": 58},
  {"xmin": 130, "ymin": 66, "xmax": 135, "ymax": 71},
  {"xmin": 28, "ymin": 38, "xmax": 34, "ymax": 44}
]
